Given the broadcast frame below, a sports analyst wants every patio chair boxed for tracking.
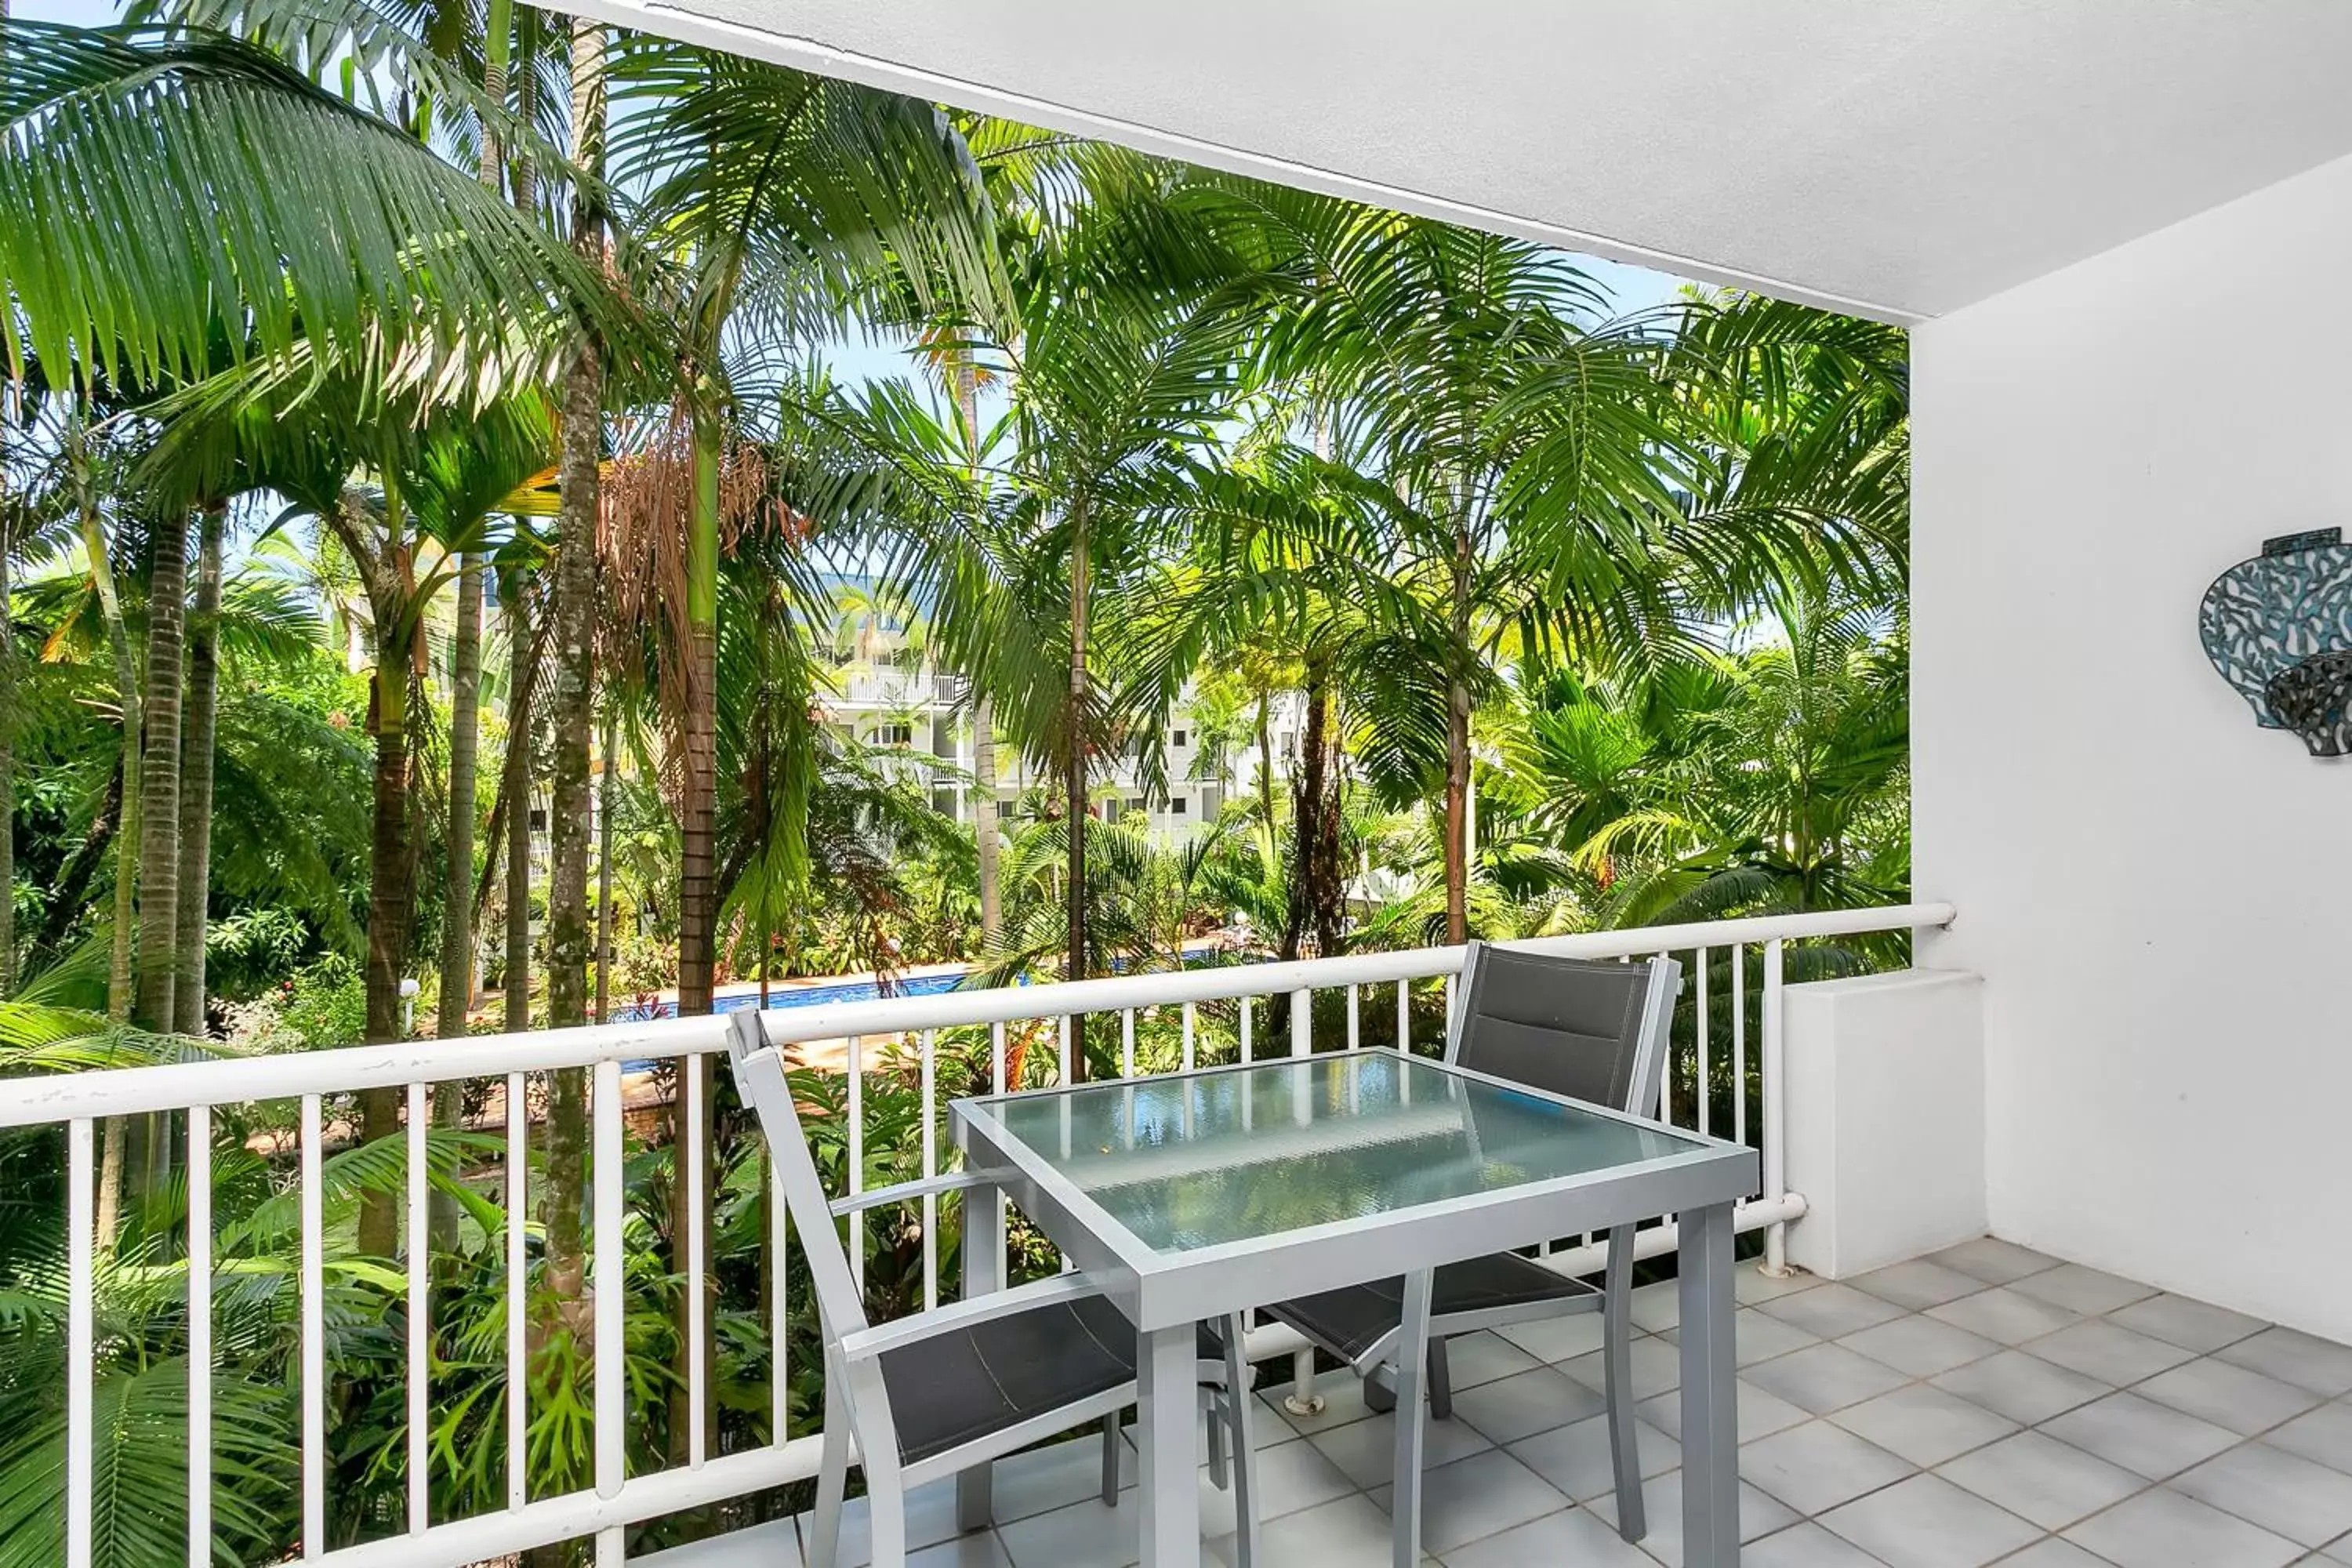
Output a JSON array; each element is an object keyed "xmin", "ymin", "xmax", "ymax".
[
  {"xmin": 724, "ymin": 1011, "xmax": 1261, "ymax": 1568},
  {"xmin": 1262, "ymin": 945, "xmax": 1680, "ymax": 1542}
]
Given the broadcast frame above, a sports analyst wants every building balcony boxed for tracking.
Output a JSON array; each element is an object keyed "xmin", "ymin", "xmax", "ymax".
[{"xmin": 23, "ymin": 902, "xmax": 2352, "ymax": 1566}]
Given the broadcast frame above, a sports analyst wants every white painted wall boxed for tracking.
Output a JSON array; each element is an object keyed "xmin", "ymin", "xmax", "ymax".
[
  {"xmin": 1914, "ymin": 149, "xmax": 2352, "ymax": 1341},
  {"xmin": 1783, "ymin": 971, "xmax": 1986, "ymax": 1280}
]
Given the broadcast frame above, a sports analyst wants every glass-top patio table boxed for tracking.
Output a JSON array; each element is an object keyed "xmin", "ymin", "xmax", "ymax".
[{"xmin": 951, "ymin": 1048, "xmax": 1761, "ymax": 1567}]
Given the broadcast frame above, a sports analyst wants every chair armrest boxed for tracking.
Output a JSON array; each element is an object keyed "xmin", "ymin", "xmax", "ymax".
[
  {"xmin": 828, "ymin": 1170, "xmax": 995, "ymax": 1218},
  {"xmin": 835, "ymin": 1272, "xmax": 1106, "ymax": 1363}
]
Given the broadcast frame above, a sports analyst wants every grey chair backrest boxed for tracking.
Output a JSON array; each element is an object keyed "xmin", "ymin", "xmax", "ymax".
[
  {"xmin": 724, "ymin": 1011, "xmax": 871, "ymax": 1341},
  {"xmin": 1446, "ymin": 944, "xmax": 1681, "ymax": 1120}
]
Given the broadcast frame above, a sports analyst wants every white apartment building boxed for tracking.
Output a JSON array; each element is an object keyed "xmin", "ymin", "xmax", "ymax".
[{"xmin": 816, "ymin": 623, "xmax": 1300, "ymax": 842}]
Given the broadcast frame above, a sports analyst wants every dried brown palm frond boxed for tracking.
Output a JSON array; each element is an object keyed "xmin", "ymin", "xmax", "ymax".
[{"xmin": 595, "ymin": 400, "xmax": 801, "ymax": 800}]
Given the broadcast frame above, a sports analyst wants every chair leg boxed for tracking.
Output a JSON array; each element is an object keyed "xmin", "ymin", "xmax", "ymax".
[
  {"xmin": 811, "ymin": 1374, "xmax": 851, "ymax": 1566},
  {"xmin": 1221, "ymin": 1316, "xmax": 1260, "ymax": 1568},
  {"xmin": 1602, "ymin": 1224, "xmax": 1646, "ymax": 1543},
  {"xmin": 1363, "ymin": 1359, "xmax": 1398, "ymax": 1414},
  {"xmin": 1425, "ymin": 1335, "xmax": 1454, "ymax": 1422},
  {"xmin": 1101, "ymin": 1411, "xmax": 1123, "ymax": 1505},
  {"xmin": 1206, "ymin": 1392, "xmax": 1229, "ymax": 1488},
  {"xmin": 868, "ymin": 1461, "xmax": 908, "ymax": 1568}
]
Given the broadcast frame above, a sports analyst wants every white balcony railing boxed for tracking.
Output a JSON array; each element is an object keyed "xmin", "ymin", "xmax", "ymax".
[{"xmin": 13, "ymin": 902, "xmax": 1953, "ymax": 1568}]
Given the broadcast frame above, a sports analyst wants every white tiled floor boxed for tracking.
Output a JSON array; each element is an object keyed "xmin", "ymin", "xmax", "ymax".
[{"xmin": 637, "ymin": 1244, "xmax": 2352, "ymax": 1566}]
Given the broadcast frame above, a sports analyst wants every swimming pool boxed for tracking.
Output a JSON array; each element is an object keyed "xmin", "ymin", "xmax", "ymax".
[{"xmin": 612, "ymin": 969, "xmax": 971, "ymax": 1023}]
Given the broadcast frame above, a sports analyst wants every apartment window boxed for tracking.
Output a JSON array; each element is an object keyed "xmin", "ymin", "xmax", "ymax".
[
  {"xmin": 1172, "ymin": 728, "xmax": 1189, "ymax": 748},
  {"xmin": 877, "ymin": 722, "xmax": 913, "ymax": 746},
  {"xmin": 1171, "ymin": 797, "xmax": 1188, "ymax": 815},
  {"xmin": 1129, "ymin": 797, "xmax": 1148, "ymax": 816}
]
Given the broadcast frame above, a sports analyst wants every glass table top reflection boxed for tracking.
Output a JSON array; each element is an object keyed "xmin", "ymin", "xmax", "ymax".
[{"xmin": 962, "ymin": 1050, "xmax": 1707, "ymax": 1255}]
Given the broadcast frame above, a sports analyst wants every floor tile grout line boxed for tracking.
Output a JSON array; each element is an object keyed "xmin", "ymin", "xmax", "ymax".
[{"xmin": 753, "ymin": 1261, "xmax": 2352, "ymax": 1568}]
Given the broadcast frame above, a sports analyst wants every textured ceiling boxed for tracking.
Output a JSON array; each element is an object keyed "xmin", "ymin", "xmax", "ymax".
[{"xmin": 575, "ymin": 0, "xmax": 2352, "ymax": 321}]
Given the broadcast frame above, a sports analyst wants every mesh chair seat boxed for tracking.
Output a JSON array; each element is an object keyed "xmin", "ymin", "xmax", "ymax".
[
  {"xmin": 880, "ymin": 1294, "xmax": 1225, "ymax": 1465},
  {"xmin": 1269, "ymin": 1251, "xmax": 1599, "ymax": 1366}
]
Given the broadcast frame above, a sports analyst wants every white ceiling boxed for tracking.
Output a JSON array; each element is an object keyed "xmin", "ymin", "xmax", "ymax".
[{"xmin": 578, "ymin": 0, "xmax": 2352, "ymax": 321}]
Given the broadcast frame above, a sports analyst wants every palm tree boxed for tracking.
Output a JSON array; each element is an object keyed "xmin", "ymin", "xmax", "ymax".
[
  {"xmin": 144, "ymin": 364, "xmax": 560, "ymax": 1254},
  {"xmin": 543, "ymin": 9, "xmax": 606, "ymax": 1036},
  {"xmin": 0, "ymin": 19, "xmax": 636, "ymax": 406},
  {"xmin": 0, "ymin": 379, "xmax": 18, "ymax": 997},
  {"xmin": 499, "ymin": 561, "xmax": 539, "ymax": 1031},
  {"xmin": 2, "ymin": 13, "xmax": 651, "ymax": 1068},
  {"xmin": 429, "ymin": 0, "xmax": 524, "ymax": 1052},
  {"xmin": 0, "ymin": 0, "xmax": 16, "ymax": 989},
  {"xmin": 1195, "ymin": 195, "xmax": 1706, "ymax": 943},
  {"xmin": 130, "ymin": 508, "xmax": 185, "ymax": 1035},
  {"xmin": 528, "ymin": 28, "xmax": 612, "ymax": 1509},
  {"xmin": 607, "ymin": 37, "xmax": 1000, "ymax": 1021},
  {"xmin": 940, "ymin": 209, "xmax": 1273, "ymax": 1049},
  {"xmin": 172, "ymin": 503, "xmax": 224, "ymax": 1031},
  {"xmin": 10, "ymin": 506, "xmax": 364, "ymax": 980},
  {"xmin": 954, "ymin": 357, "xmax": 1006, "ymax": 946},
  {"xmin": 1498, "ymin": 593, "xmax": 1911, "ymax": 931}
]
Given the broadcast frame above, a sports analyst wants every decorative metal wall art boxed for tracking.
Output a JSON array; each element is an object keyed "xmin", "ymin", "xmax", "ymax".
[{"xmin": 2199, "ymin": 528, "xmax": 2352, "ymax": 756}]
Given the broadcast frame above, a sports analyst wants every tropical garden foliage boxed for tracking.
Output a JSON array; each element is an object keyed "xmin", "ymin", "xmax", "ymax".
[{"xmin": 0, "ymin": 3, "xmax": 1909, "ymax": 1560}]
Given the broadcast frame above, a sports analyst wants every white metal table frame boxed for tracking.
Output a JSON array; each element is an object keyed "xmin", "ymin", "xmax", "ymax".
[{"xmin": 950, "ymin": 1048, "xmax": 1761, "ymax": 1567}]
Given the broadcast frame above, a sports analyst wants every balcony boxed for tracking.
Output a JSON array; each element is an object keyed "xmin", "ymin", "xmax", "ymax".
[
  {"xmin": 21, "ymin": 902, "xmax": 2352, "ymax": 1566},
  {"xmin": 644, "ymin": 1249, "xmax": 2352, "ymax": 1568}
]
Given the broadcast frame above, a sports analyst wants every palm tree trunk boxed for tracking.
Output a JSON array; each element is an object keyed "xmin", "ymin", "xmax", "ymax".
[
  {"xmin": 77, "ymin": 446, "xmax": 136, "ymax": 1020},
  {"xmin": 545, "ymin": 11, "xmax": 604, "ymax": 1036},
  {"xmin": 80, "ymin": 441, "xmax": 136, "ymax": 1249},
  {"xmin": 1063, "ymin": 498, "xmax": 1090, "ymax": 1072},
  {"xmin": 677, "ymin": 408, "xmax": 719, "ymax": 1016},
  {"xmin": 595, "ymin": 714, "xmax": 615, "ymax": 1020},
  {"xmin": 1443, "ymin": 678, "xmax": 1470, "ymax": 946},
  {"xmin": 973, "ymin": 698, "xmax": 1001, "ymax": 940},
  {"xmin": 530, "ymin": 31, "xmax": 607, "ymax": 1495},
  {"xmin": 672, "ymin": 399, "xmax": 721, "ymax": 1475},
  {"xmin": 352, "ymin": 487, "xmax": 419, "ymax": 1262},
  {"xmin": 449, "ymin": 0, "xmax": 503, "ymax": 1042},
  {"xmin": 438, "ymin": 552, "xmax": 485, "ymax": 1040},
  {"xmin": 1284, "ymin": 657, "xmax": 1343, "ymax": 962},
  {"xmin": 1255, "ymin": 691, "xmax": 1275, "ymax": 837},
  {"xmin": 135, "ymin": 508, "xmax": 187, "ymax": 1036},
  {"xmin": 108, "ymin": 769, "xmax": 137, "ymax": 1019},
  {"xmin": 0, "ymin": 379, "xmax": 16, "ymax": 997},
  {"xmin": 173, "ymin": 503, "xmax": 224, "ymax": 1034},
  {"xmin": 479, "ymin": 0, "xmax": 510, "ymax": 193},
  {"xmin": 1443, "ymin": 532, "xmax": 1473, "ymax": 946},
  {"xmin": 503, "ymin": 574, "xmax": 534, "ymax": 1031},
  {"xmin": 955, "ymin": 358, "xmax": 1002, "ymax": 947},
  {"xmin": 509, "ymin": 7, "xmax": 537, "ymax": 216},
  {"xmin": 430, "ymin": 550, "xmax": 485, "ymax": 1247}
]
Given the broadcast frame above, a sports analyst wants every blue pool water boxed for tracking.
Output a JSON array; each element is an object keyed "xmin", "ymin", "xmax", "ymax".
[{"xmin": 614, "ymin": 969, "xmax": 970, "ymax": 1023}]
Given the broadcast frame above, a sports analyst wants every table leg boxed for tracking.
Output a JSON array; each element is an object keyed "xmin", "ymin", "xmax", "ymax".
[
  {"xmin": 1678, "ymin": 1200, "xmax": 1740, "ymax": 1566},
  {"xmin": 1138, "ymin": 1323, "xmax": 1200, "ymax": 1568},
  {"xmin": 956, "ymin": 1185, "xmax": 1006, "ymax": 1533},
  {"xmin": 1389, "ymin": 1269, "xmax": 1434, "ymax": 1568}
]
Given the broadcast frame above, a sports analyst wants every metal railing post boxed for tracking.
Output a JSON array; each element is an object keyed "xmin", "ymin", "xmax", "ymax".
[
  {"xmin": 1761, "ymin": 938, "xmax": 1791, "ymax": 1275},
  {"xmin": 1284, "ymin": 986, "xmax": 1323, "ymax": 1416}
]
